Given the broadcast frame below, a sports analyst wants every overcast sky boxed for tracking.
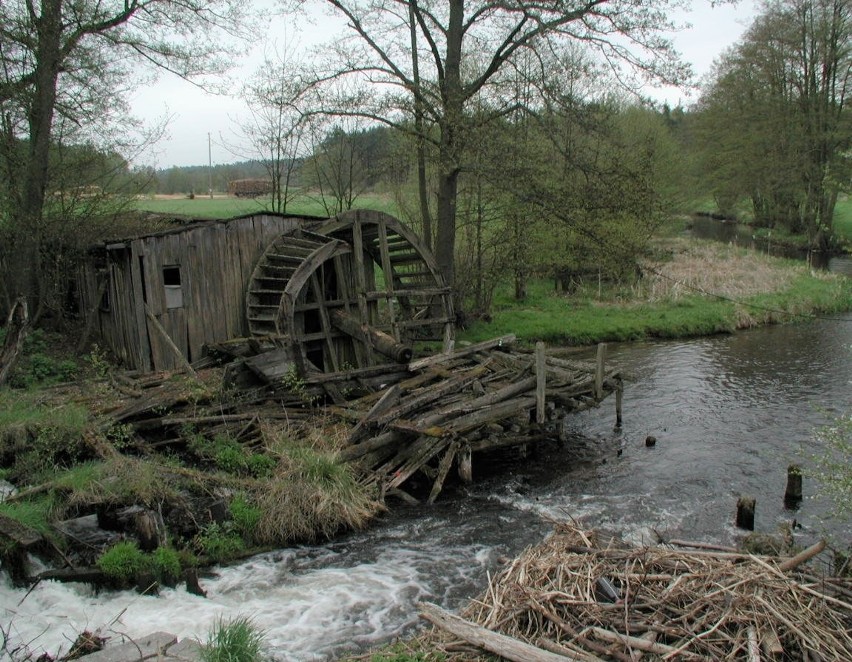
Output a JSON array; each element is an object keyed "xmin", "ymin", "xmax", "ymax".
[{"xmin": 131, "ymin": 0, "xmax": 760, "ymax": 170}]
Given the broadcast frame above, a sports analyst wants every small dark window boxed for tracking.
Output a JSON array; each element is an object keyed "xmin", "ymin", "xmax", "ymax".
[
  {"xmin": 163, "ymin": 266, "xmax": 181, "ymax": 286},
  {"xmin": 163, "ymin": 265, "xmax": 183, "ymax": 309}
]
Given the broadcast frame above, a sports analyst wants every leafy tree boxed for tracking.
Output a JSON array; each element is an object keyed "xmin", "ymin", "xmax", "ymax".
[
  {"xmin": 695, "ymin": 0, "xmax": 851, "ymax": 246},
  {"xmin": 0, "ymin": 0, "xmax": 250, "ymax": 319},
  {"xmin": 288, "ymin": 0, "xmax": 691, "ymax": 292}
]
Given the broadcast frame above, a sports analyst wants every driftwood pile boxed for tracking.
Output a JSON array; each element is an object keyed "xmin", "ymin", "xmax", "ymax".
[{"xmin": 415, "ymin": 522, "xmax": 852, "ymax": 661}]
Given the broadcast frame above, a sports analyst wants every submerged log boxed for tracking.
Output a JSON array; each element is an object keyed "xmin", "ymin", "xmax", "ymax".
[{"xmin": 736, "ymin": 496, "xmax": 756, "ymax": 530}]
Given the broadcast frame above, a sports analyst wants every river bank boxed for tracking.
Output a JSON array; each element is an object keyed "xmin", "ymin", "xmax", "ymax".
[
  {"xmin": 459, "ymin": 237, "xmax": 852, "ymax": 346},
  {"xmin": 1, "ymin": 236, "xmax": 852, "ymax": 659}
]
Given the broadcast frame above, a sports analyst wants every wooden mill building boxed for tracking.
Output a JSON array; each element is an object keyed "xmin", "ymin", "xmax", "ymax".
[{"xmin": 79, "ymin": 210, "xmax": 455, "ymax": 374}]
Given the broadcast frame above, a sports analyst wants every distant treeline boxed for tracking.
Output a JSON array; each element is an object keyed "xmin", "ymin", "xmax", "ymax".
[{"xmin": 152, "ymin": 160, "xmax": 281, "ymax": 195}]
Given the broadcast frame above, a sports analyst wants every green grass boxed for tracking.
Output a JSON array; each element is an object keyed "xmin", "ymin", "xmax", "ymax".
[
  {"xmin": 0, "ymin": 495, "xmax": 60, "ymax": 538},
  {"xmin": 834, "ymin": 196, "xmax": 852, "ymax": 244},
  {"xmin": 200, "ymin": 616, "xmax": 266, "ymax": 662},
  {"xmin": 136, "ymin": 192, "xmax": 400, "ymax": 219},
  {"xmin": 458, "ymin": 266, "xmax": 852, "ymax": 347}
]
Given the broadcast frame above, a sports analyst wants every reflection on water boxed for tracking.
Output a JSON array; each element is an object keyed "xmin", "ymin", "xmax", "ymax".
[
  {"xmin": 689, "ymin": 215, "xmax": 852, "ymax": 275},
  {"xmin": 3, "ymin": 316, "xmax": 851, "ymax": 660}
]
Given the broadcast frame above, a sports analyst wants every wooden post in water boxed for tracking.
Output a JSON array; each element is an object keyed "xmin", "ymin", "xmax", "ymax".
[
  {"xmin": 615, "ymin": 380, "xmax": 623, "ymax": 428},
  {"xmin": 784, "ymin": 464, "xmax": 803, "ymax": 508},
  {"xmin": 458, "ymin": 445, "xmax": 473, "ymax": 483},
  {"xmin": 736, "ymin": 496, "xmax": 756, "ymax": 530},
  {"xmin": 535, "ymin": 342, "xmax": 547, "ymax": 424},
  {"xmin": 595, "ymin": 343, "xmax": 607, "ymax": 401}
]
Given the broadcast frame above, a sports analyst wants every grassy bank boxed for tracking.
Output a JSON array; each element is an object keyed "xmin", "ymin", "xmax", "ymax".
[{"xmin": 459, "ymin": 239, "xmax": 852, "ymax": 346}]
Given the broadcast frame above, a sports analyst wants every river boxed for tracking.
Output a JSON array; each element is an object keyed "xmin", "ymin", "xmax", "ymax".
[{"xmin": 3, "ymin": 315, "xmax": 851, "ymax": 660}]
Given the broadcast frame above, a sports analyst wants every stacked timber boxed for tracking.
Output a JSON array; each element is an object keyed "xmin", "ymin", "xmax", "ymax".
[{"xmin": 322, "ymin": 335, "xmax": 623, "ymax": 502}]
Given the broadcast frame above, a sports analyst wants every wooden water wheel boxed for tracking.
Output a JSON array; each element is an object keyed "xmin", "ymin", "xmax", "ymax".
[{"xmin": 245, "ymin": 210, "xmax": 454, "ymax": 373}]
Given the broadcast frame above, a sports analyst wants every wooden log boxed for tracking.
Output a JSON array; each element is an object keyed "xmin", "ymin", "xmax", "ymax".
[
  {"xmin": 535, "ymin": 341, "xmax": 547, "ymax": 424},
  {"xmin": 428, "ymin": 441, "xmax": 460, "ymax": 504},
  {"xmin": 407, "ymin": 334, "xmax": 516, "ymax": 371},
  {"xmin": 746, "ymin": 626, "xmax": 761, "ymax": 662},
  {"xmin": 761, "ymin": 627, "xmax": 783, "ymax": 657},
  {"xmin": 346, "ymin": 384, "xmax": 401, "ymax": 444},
  {"xmin": 331, "ymin": 309, "xmax": 412, "ymax": 363},
  {"xmin": 418, "ymin": 602, "xmax": 573, "ymax": 662},
  {"xmin": 373, "ymin": 365, "xmax": 489, "ymax": 427},
  {"xmin": 444, "ymin": 395, "xmax": 537, "ymax": 435},
  {"xmin": 386, "ymin": 437, "xmax": 450, "ymax": 489},
  {"xmin": 587, "ymin": 626, "xmax": 700, "ymax": 658},
  {"xmin": 778, "ymin": 539, "xmax": 826, "ymax": 571},
  {"xmin": 736, "ymin": 496, "xmax": 756, "ymax": 530},
  {"xmin": 615, "ymin": 379, "xmax": 623, "ymax": 427}
]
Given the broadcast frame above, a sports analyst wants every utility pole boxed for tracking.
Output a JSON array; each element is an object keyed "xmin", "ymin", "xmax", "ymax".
[{"xmin": 208, "ymin": 132, "xmax": 213, "ymax": 199}]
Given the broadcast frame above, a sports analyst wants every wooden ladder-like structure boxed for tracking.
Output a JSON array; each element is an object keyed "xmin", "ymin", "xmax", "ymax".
[{"xmin": 244, "ymin": 210, "xmax": 454, "ymax": 374}]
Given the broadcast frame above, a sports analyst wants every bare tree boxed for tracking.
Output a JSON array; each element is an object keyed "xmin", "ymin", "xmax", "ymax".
[
  {"xmin": 233, "ymin": 49, "xmax": 308, "ymax": 214},
  {"xmin": 286, "ymin": 0, "xmax": 691, "ymax": 290}
]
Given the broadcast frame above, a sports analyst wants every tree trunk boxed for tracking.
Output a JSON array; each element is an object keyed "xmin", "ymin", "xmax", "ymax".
[
  {"xmin": 408, "ymin": 3, "xmax": 432, "ymax": 251},
  {"xmin": 434, "ymin": 0, "xmax": 465, "ymax": 291},
  {"xmin": 9, "ymin": 0, "xmax": 64, "ymax": 310},
  {"xmin": 0, "ymin": 297, "xmax": 30, "ymax": 387}
]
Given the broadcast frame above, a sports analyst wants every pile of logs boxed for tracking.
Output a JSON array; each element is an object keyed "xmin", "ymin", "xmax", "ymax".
[
  {"xmin": 72, "ymin": 334, "xmax": 622, "ymax": 503},
  {"xmin": 326, "ymin": 335, "xmax": 622, "ymax": 502}
]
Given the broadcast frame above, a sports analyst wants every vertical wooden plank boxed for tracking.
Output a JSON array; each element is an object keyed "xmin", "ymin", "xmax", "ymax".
[
  {"xmin": 334, "ymin": 254, "xmax": 366, "ymax": 370},
  {"xmin": 535, "ymin": 341, "xmax": 547, "ymax": 424},
  {"xmin": 377, "ymin": 218, "xmax": 399, "ymax": 341},
  {"xmin": 129, "ymin": 240, "xmax": 153, "ymax": 372},
  {"xmin": 309, "ymin": 272, "xmax": 340, "ymax": 372},
  {"xmin": 351, "ymin": 215, "xmax": 374, "ymax": 365},
  {"xmin": 595, "ymin": 342, "xmax": 607, "ymax": 400}
]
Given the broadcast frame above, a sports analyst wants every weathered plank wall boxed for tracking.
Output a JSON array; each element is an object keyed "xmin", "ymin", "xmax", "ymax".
[{"xmin": 81, "ymin": 214, "xmax": 311, "ymax": 372}]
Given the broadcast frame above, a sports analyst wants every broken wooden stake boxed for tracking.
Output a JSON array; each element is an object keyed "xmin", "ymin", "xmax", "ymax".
[
  {"xmin": 736, "ymin": 496, "xmax": 756, "ymax": 530},
  {"xmin": 594, "ymin": 343, "xmax": 606, "ymax": 400},
  {"xmin": 535, "ymin": 342, "xmax": 546, "ymax": 424},
  {"xmin": 784, "ymin": 464, "xmax": 802, "ymax": 509}
]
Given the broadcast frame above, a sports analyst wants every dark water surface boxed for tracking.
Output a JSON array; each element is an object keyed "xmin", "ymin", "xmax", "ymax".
[{"xmin": 3, "ymin": 317, "xmax": 851, "ymax": 660}]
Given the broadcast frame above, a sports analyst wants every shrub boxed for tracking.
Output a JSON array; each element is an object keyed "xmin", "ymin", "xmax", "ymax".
[
  {"xmin": 230, "ymin": 495, "xmax": 262, "ymax": 542},
  {"xmin": 195, "ymin": 522, "xmax": 245, "ymax": 563},
  {"xmin": 97, "ymin": 541, "xmax": 145, "ymax": 584},
  {"xmin": 200, "ymin": 616, "xmax": 265, "ymax": 662},
  {"xmin": 149, "ymin": 546, "xmax": 183, "ymax": 585}
]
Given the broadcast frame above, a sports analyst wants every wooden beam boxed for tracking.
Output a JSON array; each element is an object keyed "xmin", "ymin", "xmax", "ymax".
[
  {"xmin": 408, "ymin": 334, "xmax": 515, "ymax": 371},
  {"xmin": 331, "ymin": 309, "xmax": 412, "ymax": 363},
  {"xmin": 418, "ymin": 602, "xmax": 575, "ymax": 662}
]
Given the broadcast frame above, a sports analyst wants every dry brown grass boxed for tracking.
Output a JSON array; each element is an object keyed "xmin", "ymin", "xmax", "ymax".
[
  {"xmin": 642, "ymin": 239, "xmax": 806, "ymax": 303},
  {"xmin": 413, "ymin": 522, "xmax": 852, "ymax": 661}
]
